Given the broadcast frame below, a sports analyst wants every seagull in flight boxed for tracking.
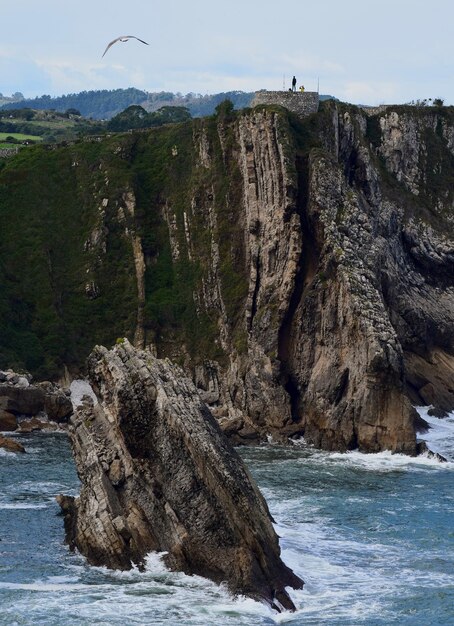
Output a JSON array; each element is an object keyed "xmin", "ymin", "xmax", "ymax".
[{"xmin": 102, "ymin": 35, "xmax": 149, "ymax": 58}]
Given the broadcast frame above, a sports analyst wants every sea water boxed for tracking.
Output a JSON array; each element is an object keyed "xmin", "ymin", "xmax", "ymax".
[{"xmin": 0, "ymin": 409, "xmax": 453, "ymax": 626}]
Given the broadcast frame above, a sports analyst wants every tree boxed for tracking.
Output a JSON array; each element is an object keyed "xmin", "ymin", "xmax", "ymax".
[
  {"xmin": 107, "ymin": 105, "xmax": 149, "ymax": 131},
  {"xmin": 214, "ymin": 99, "xmax": 234, "ymax": 122},
  {"xmin": 151, "ymin": 106, "xmax": 191, "ymax": 125},
  {"xmin": 107, "ymin": 105, "xmax": 191, "ymax": 132},
  {"xmin": 433, "ymin": 98, "xmax": 444, "ymax": 108},
  {"xmin": 66, "ymin": 108, "xmax": 81, "ymax": 116}
]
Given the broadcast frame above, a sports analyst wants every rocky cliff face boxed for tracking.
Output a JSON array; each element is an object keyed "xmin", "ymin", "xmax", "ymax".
[
  {"xmin": 58, "ymin": 340, "xmax": 303, "ymax": 610},
  {"xmin": 1, "ymin": 102, "xmax": 453, "ymax": 453},
  {"xmin": 169, "ymin": 104, "xmax": 454, "ymax": 454}
]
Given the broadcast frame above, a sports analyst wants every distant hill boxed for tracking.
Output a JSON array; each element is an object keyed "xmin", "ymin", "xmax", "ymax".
[
  {"xmin": 0, "ymin": 92, "xmax": 24, "ymax": 108},
  {"xmin": 1, "ymin": 88, "xmax": 336, "ymax": 120},
  {"xmin": 145, "ymin": 91, "xmax": 255, "ymax": 117},
  {"xmin": 0, "ymin": 88, "xmax": 148, "ymax": 120}
]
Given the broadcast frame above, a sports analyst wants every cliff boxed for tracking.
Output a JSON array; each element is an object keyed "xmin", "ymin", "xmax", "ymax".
[
  {"xmin": 58, "ymin": 340, "xmax": 303, "ymax": 610},
  {"xmin": 1, "ymin": 101, "xmax": 453, "ymax": 453}
]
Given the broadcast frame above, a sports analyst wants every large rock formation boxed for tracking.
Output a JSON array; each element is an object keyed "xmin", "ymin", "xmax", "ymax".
[
  {"xmin": 58, "ymin": 340, "xmax": 303, "ymax": 610},
  {"xmin": 2, "ymin": 102, "xmax": 453, "ymax": 454}
]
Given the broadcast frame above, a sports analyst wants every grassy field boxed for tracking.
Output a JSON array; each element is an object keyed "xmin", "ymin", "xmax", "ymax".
[
  {"xmin": 25, "ymin": 119, "xmax": 77, "ymax": 130},
  {"xmin": 0, "ymin": 132, "xmax": 42, "ymax": 142}
]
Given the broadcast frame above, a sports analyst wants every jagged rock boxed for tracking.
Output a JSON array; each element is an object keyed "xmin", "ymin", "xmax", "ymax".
[
  {"xmin": 18, "ymin": 417, "xmax": 58, "ymax": 432},
  {"xmin": 37, "ymin": 381, "xmax": 73, "ymax": 422},
  {"xmin": 58, "ymin": 340, "xmax": 303, "ymax": 610},
  {"xmin": 416, "ymin": 440, "xmax": 447, "ymax": 462},
  {"xmin": 186, "ymin": 106, "xmax": 454, "ymax": 453},
  {"xmin": 0, "ymin": 434, "xmax": 25, "ymax": 453},
  {"xmin": 0, "ymin": 383, "xmax": 45, "ymax": 416}
]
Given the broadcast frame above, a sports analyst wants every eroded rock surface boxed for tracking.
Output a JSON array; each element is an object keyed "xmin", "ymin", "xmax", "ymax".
[{"xmin": 58, "ymin": 340, "xmax": 302, "ymax": 610}]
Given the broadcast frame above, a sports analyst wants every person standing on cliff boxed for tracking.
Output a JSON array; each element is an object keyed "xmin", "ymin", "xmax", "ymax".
[{"xmin": 292, "ymin": 76, "xmax": 297, "ymax": 92}]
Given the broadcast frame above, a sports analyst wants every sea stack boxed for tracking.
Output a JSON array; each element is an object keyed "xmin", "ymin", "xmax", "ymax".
[{"xmin": 58, "ymin": 340, "xmax": 303, "ymax": 611}]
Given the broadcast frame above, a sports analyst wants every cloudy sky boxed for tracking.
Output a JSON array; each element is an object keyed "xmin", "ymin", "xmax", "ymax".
[{"xmin": 1, "ymin": 0, "xmax": 452, "ymax": 104}]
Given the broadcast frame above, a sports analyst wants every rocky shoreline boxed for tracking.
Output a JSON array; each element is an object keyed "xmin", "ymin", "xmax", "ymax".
[{"xmin": 0, "ymin": 369, "xmax": 73, "ymax": 451}]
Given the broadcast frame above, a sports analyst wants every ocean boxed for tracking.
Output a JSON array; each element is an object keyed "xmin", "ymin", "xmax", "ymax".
[{"xmin": 0, "ymin": 407, "xmax": 453, "ymax": 625}]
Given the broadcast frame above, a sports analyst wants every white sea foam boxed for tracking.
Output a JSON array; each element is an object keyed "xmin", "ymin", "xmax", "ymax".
[
  {"xmin": 416, "ymin": 406, "xmax": 454, "ymax": 460},
  {"xmin": 69, "ymin": 379, "xmax": 97, "ymax": 408},
  {"xmin": 0, "ymin": 502, "xmax": 48, "ymax": 510},
  {"xmin": 0, "ymin": 581, "xmax": 89, "ymax": 592},
  {"xmin": 326, "ymin": 448, "xmax": 454, "ymax": 471},
  {"xmin": 287, "ymin": 447, "xmax": 453, "ymax": 474},
  {"xmin": 0, "ymin": 448, "xmax": 16, "ymax": 457}
]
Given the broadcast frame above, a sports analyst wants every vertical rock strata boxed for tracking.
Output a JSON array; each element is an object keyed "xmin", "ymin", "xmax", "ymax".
[
  {"xmin": 59, "ymin": 340, "xmax": 303, "ymax": 610},
  {"xmin": 189, "ymin": 107, "xmax": 453, "ymax": 453},
  {"xmin": 2, "ymin": 102, "xmax": 454, "ymax": 454},
  {"xmin": 284, "ymin": 106, "xmax": 454, "ymax": 453}
]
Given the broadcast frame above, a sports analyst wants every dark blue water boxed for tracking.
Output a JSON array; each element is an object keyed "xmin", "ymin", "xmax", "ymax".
[{"xmin": 1, "ymin": 413, "xmax": 453, "ymax": 626}]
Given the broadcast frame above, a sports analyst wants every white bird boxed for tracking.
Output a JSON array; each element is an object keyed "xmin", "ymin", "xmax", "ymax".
[{"xmin": 102, "ymin": 35, "xmax": 149, "ymax": 58}]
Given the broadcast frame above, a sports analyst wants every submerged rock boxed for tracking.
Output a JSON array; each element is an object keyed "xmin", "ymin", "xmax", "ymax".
[
  {"xmin": 0, "ymin": 434, "xmax": 25, "ymax": 453},
  {"xmin": 58, "ymin": 340, "xmax": 303, "ymax": 611}
]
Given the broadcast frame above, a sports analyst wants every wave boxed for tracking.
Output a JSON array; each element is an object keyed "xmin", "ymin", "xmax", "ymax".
[
  {"xmin": 325, "ymin": 448, "xmax": 454, "ymax": 471},
  {"xmin": 280, "ymin": 445, "xmax": 454, "ymax": 473},
  {"xmin": 0, "ymin": 502, "xmax": 48, "ymax": 510},
  {"xmin": 416, "ymin": 406, "xmax": 454, "ymax": 460},
  {"xmin": 0, "ymin": 581, "xmax": 89, "ymax": 592},
  {"xmin": 0, "ymin": 448, "xmax": 17, "ymax": 458},
  {"xmin": 69, "ymin": 379, "xmax": 97, "ymax": 408}
]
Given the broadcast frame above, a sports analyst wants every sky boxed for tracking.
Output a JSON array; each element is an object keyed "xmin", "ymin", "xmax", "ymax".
[{"xmin": 1, "ymin": 0, "xmax": 453, "ymax": 105}]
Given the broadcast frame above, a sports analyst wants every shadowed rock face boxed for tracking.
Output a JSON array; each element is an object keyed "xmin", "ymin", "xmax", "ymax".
[{"xmin": 58, "ymin": 340, "xmax": 303, "ymax": 611}]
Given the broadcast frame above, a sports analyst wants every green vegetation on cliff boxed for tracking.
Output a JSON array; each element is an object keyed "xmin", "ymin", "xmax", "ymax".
[
  {"xmin": 0, "ymin": 106, "xmax": 253, "ymax": 375},
  {"xmin": 2, "ymin": 99, "xmax": 453, "ymax": 380},
  {"xmin": 0, "ymin": 138, "xmax": 138, "ymax": 376}
]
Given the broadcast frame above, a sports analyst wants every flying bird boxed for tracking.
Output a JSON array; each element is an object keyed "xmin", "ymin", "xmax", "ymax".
[{"xmin": 102, "ymin": 35, "xmax": 149, "ymax": 58}]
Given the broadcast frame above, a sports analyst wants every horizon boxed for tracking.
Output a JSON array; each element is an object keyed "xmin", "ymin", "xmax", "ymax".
[
  {"xmin": 0, "ymin": 87, "xmax": 445, "ymax": 111},
  {"xmin": 1, "ymin": 0, "xmax": 453, "ymax": 107}
]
